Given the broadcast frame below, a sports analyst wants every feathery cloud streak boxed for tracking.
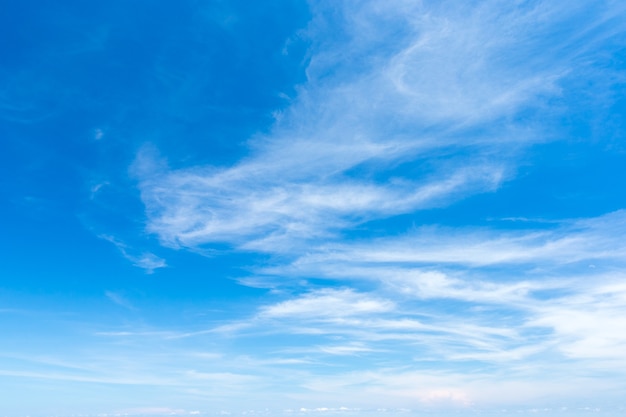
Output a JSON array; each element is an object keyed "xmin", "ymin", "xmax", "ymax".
[
  {"xmin": 125, "ymin": 0, "xmax": 626, "ymax": 412},
  {"xmin": 134, "ymin": 1, "xmax": 626, "ymax": 251}
]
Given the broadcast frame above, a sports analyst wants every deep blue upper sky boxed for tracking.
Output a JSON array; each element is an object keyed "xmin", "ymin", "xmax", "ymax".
[{"xmin": 1, "ymin": 1, "xmax": 626, "ymax": 417}]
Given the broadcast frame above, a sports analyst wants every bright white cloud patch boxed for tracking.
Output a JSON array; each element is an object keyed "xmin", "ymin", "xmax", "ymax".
[{"xmin": 259, "ymin": 288, "xmax": 394, "ymax": 319}]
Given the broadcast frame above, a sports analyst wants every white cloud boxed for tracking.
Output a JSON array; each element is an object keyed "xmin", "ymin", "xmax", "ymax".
[
  {"xmin": 131, "ymin": 252, "xmax": 167, "ymax": 273},
  {"xmin": 131, "ymin": 2, "xmax": 626, "ymax": 252},
  {"xmin": 271, "ymin": 210, "xmax": 626, "ymax": 272},
  {"xmin": 111, "ymin": 1, "xmax": 626, "ymax": 411},
  {"xmin": 135, "ymin": 1, "xmax": 626, "ymax": 263},
  {"xmin": 239, "ymin": 210, "xmax": 626, "ymax": 365},
  {"xmin": 259, "ymin": 288, "xmax": 394, "ymax": 319},
  {"xmin": 527, "ymin": 279, "xmax": 626, "ymax": 361},
  {"xmin": 315, "ymin": 343, "xmax": 375, "ymax": 356},
  {"xmin": 185, "ymin": 211, "xmax": 626, "ymax": 378},
  {"xmin": 100, "ymin": 234, "xmax": 167, "ymax": 273},
  {"xmin": 134, "ymin": 148, "xmax": 505, "ymax": 251},
  {"xmin": 105, "ymin": 290, "xmax": 136, "ymax": 310}
]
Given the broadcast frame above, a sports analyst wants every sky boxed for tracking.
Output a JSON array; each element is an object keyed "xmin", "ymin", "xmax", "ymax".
[{"xmin": 1, "ymin": 1, "xmax": 626, "ymax": 416}]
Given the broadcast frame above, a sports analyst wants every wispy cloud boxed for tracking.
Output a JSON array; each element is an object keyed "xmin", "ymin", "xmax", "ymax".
[
  {"xmin": 116, "ymin": 1, "xmax": 626, "ymax": 409},
  {"xmin": 134, "ymin": 146, "xmax": 505, "ymax": 251},
  {"xmin": 239, "ymin": 209, "xmax": 626, "ymax": 364},
  {"xmin": 79, "ymin": 0, "xmax": 626, "ymax": 413},
  {"xmin": 270, "ymin": 210, "xmax": 626, "ymax": 276},
  {"xmin": 259, "ymin": 288, "xmax": 394, "ymax": 319},
  {"xmin": 134, "ymin": 1, "xmax": 625, "ymax": 257},
  {"xmin": 100, "ymin": 234, "xmax": 167, "ymax": 273},
  {"xmin": 105, "ymin": 290, "xmax": 137, "ymax": 310},
  {"xmin": 528, "ymin": 280, "xmax": 626, "ymax": 361}
]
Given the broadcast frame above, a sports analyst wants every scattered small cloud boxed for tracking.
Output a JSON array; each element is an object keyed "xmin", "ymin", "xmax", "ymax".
[
  {"xmin": 100, "ymin": 234, "xmax": 167, "ymax": 273},
  {"xmin": 94, "ymin": 127, "xmax": 105, "ymax": 140},
  {"xmin": 105, "ymin": 290, "xmax": 136, "ymax": 310},
  {"xmin": 89, "ymin": 181, "xmax": 109, "ymax": 198}
]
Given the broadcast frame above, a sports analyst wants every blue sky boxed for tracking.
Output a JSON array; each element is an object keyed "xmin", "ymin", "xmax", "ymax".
[{"xmin": 1, "ymin": 1, "xmax": 626, "ymax": 416}]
